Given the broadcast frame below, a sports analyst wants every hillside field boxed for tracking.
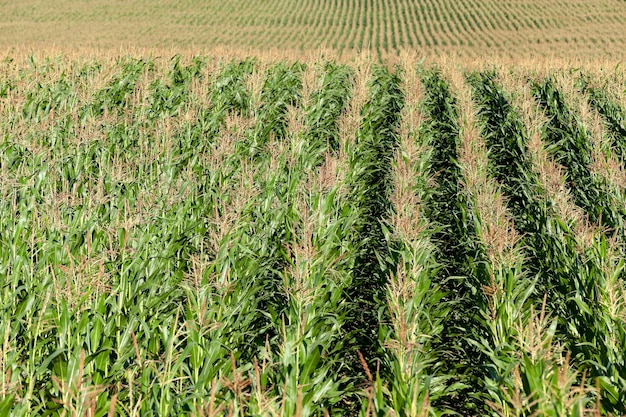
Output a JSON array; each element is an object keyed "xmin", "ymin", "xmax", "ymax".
[{"xmin": 0, "ymin": 0, "xmax": 626, "ymax": 59}]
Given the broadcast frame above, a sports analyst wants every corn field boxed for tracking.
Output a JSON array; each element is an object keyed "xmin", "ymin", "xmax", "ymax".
[
  {"xmin": 1, "ymin": 54, "xmax": 626, "ymax": 416},
  {"xmin": 1, "ymin": 0, "xmax": 626, "ymax": 60}
]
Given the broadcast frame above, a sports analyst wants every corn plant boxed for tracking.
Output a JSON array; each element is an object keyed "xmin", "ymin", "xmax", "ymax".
[
  {"xmin": 269, "ymin": 186, "xmax": 360, "ymax": 415},
  {"xmin": 83, "ymin": 57, "xmax": 151, "ymax": 118},
  {"xmin": 21, "ymin": 74, "xmax": 76, "ymax": 122},
  {"xmin": 0, "ymin": 76, "xmax": 13, "ymax": 98},
  {"xmin": 303, "ymin": 62, "xmax": 353, "ymax": 156},
  {"xmin": 245, "ymin": 62, "xmax": 305, "ymax": 157},
  {"xmin": 210, "ymin": 59, "xmax": 255, "ymax": 116},
  {"xmin": 0, "ymin": 56, "xmax": 262, "ymax": 416},
  {"xmin": 145, "ymin": 55, "xmax": 206, "ymax": 120},
  {"xmin": 418, "ymin": 69, "xmax": 490, "ymax": 415},
  {"xmin": 174, "ymin": 59, "xmax": 254, "ymax": 164},
  {"xmin": 329, "ymin": 65, "xmax": 405, "ymax": 414},
  {"xmin": 376, "ymin": 118, "xmax": 451, "ymax": 416},
  {"xmin": 3, "ymin": 53, "xmax": 626, "ymax": 417},
  {"xmin": 532, "ymin": 77, "xmax": 626, "ymax": 234},
  {"xmin": 578, "ymin": 76, "xmax": 626, "ymax": 166},
  {"xmin": 197, "ymin": 62, "xmax": 358, "ymax": 415},
  {"xmin": 470, "ymin": 70, "xmax": 626, "ymax": 414}
]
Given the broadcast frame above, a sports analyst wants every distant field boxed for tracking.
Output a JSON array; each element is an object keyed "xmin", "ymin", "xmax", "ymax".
[{"xmin": 1, "ymin": 0, "xmax": 626, "ymax": 59}]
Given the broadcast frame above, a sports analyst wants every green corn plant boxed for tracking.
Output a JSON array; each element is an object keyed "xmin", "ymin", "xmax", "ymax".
[
  {"xmin": 3, "ymin": 52, "xmax": 626, "ymax": 417},
  {"xmin": 189, "ymin": 136, "xmax": 302, "ymax": 414},
  {"xmin": 458, "ymin": 168, "xmax": 542, "ymax": 415},
  {"xmin": 210, "ymin": 59, "xmax": 255, "ymax": 116},
  {"xmin": 0, "ymin": 316, "xmax": 20, "ymax": 414},
  {"xmin": 145, "ymin": 76, "xmax": 186, "ymax": 120},
  {"xmin": 0, "ymin": 55, "xmax": 258, "ymax": 415},
  {"xmin": 0, "ymin": 76, "xmax": 13, "ymax": 98},
  {"xmin": 171, "ymin": 150, "xmax": 276, "ymax": 414},
  {"xmin": 173, "ymin": 59, "xmax": 255, "ymax": 168},
  {"xmin": 196, "ymin": 69, "xmax": 307, "ymax": 376},
  {"xmin": 235, "ymin": 63, "xmax": 357, "ymax": 416},
  {"xmin": 83, "ymin": 57, "xmax": 152, "ymax": 118},
  {"xmin": 531, "ymin": 77, "xmax": 626, "ymax": 235},
  {"xmin": 382, "ymin": 190, "xmax": 450, "ymax": 415},
  {"xmin": 578, "ymin": 75, "xmax": 626, "ymax": 166},
  {"xmin": 470, "ymin": 70, "xmax": 626, "ymax": 414},
  {"xmin": 455, "ymin": 86, "xmax": 539, "ymax": 416},
  {"xmin": 169, "ymin": 55, "xmax": 206, "ymax": 87},
  {"xmin": 369, "ymin": 77, "xmax": 454, "ymax": 415},
  {"xmin": 381, "ymin": 249, "xmax": 447, "ymax": 417},
  {"xmin": 418, "ymin": 68, "xmax": 490, "ymax": 415},
  {"xmin": 326, "ymin": 65, "xmax": 404, "ymax": 414},
  {"xmin": 245, "ymin": 62, "xmax": 305, "ymax": 157},
  {"xmin": 21, "ymin": 74, "xmax": 76, "ymax": 122},
  {"xmin": 269, "ymin": 189, "xmax": 360, "ymax": 416},
  {"xmin": 487, "ymin": 301, "xmax": 599, "ymax": 417},
  {"xmin": 303, "ymin": 62, "xmax": 353, "ymax": 157}
]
